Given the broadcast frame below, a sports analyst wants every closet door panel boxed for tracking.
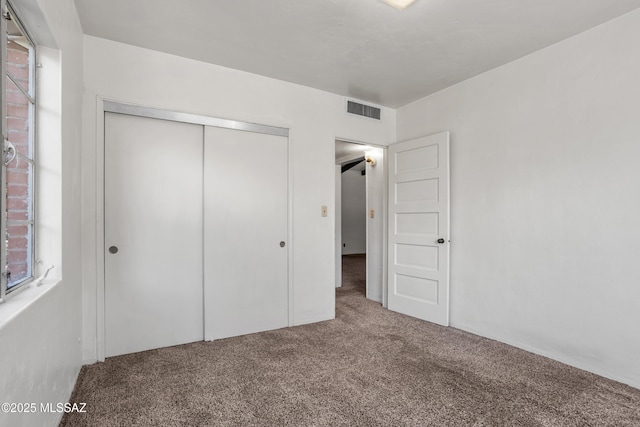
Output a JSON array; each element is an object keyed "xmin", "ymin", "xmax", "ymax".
[
  {"xmin": 204, "ymin": 126, "xmax": 288, "ymax": 340},
  {"xmin": 105, "ymin": 113, "xmax": 204, "ymax": 357}
]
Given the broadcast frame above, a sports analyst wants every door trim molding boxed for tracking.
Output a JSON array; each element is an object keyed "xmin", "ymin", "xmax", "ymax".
[
  {"xmin": 96, "ymin": 97, "xmax": 106, "ymax": 362},
  {"xmin": 95, "ymin": 98, "xmax": 293, "ymax": 361},
  {"xmin": 103, "ymin": 101, "xmax": 289, "ymax": 137}
]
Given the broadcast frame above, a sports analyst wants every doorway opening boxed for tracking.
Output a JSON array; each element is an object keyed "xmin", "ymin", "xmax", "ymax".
[{"xmin": 335, "ymin": 139, "xmax": 385, "ymax": 305}]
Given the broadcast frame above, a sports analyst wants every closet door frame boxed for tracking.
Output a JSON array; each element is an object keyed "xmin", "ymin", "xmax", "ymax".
[{"xmin": 94, "ymin": 98, "xmax": 293, "ymax": 361}]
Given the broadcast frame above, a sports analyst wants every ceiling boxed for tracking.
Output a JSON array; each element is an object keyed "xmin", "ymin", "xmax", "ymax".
[
  {"xmin": 336, "ymin": 140, "xmax": 368, "ymax": 163},
  {"xmin": 74, "ymin": 0, "xmax": 640, "ymax": 108}
]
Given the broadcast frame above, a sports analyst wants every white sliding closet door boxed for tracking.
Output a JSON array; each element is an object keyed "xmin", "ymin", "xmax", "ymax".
[
  {"xmin": 104, "ymin": 113, "xmax": 204, "ymax": 357},
  {"xmin": 204, "ymin": 126, "xmax": 289, "ymax": 340}
]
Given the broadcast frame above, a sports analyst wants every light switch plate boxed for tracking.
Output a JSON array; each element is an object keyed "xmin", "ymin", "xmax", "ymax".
[
  {"xmin": 370, "ymin": 209, "xmax": 375, "ymax": 219},
  {"xmin": 321, "ymin": 206, "xmax": 328, "ymax": 217}
]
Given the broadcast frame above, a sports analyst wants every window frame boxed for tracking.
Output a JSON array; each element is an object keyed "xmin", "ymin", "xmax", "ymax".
[{"xmin": 1, "ymin": 0, "xmax": 37, "ymax": 303}]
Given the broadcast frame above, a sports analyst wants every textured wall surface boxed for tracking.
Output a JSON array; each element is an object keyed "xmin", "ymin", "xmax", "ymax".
[{"xmin": 397, "ymin": 9, "xmax": 640, "ymax": 388}]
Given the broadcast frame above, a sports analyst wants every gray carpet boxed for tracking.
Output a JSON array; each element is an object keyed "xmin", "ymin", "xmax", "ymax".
[{"xmin": 61, "ymin": 254, "xmax": 640, "ymax": 426}]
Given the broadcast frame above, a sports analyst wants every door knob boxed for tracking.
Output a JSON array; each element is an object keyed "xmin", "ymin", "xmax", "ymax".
[
  {"xmin": 109, "ymin": 246, "xmax": 119, "ymax": 254},
  {"xmin": 280, "ymin": 241, "xmax": 286, "ymax": 248},
  {"xmin": 437, "ymin": 238, "xmax": 445, "ymax": 244}
]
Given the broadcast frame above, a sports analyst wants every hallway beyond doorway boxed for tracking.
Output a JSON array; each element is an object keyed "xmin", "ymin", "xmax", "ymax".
[{"xmin": 339, "ymin": 254, "xmax": 366, "ymax": 297}]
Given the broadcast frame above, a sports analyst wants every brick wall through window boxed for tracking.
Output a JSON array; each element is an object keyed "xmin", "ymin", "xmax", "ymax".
[{"xmin": 5, "ymin": 37, "xmax": 32, "ymax": 287}]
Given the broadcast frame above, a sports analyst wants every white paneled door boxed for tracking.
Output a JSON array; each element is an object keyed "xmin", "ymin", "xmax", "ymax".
[
  {"xmin": 104, "ymin": 113, "xmax": 205, "ymax": 357},
  {"xmin": 204, "ymin": 126, "xmax": 289, "ymax": 340},
  {"xmin": 387, "ymin": 132, "xmax": 450, "ymax": 325}
]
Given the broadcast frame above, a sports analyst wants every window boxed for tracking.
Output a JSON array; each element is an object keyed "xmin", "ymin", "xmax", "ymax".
[{"xmin": 1, "ymin": 0, "xmax": 36, "ymax": 302}]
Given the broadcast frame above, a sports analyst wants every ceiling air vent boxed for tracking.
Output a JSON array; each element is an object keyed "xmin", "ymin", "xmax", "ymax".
[{"xmin": 347, "ymin": 100, "xmax": 381, "ymax": 120}]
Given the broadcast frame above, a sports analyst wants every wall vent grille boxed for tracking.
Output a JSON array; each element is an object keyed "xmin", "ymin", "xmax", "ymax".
[{"xmin": 347, "ymin": 100, "xmax": 381, "ymax": 120}]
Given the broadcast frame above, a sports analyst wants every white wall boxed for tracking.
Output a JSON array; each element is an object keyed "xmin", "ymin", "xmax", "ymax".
[
  {"xmin": 0, "ymin": 0, "xmax": 84, "ymax": 425},
  {"xmin": 81, "ymin": 36, "xmax": 396, "ymax": 361},
  {"xmin": 341, "ymin": 169, "xmax": 366, "ymax": 255},
  {"xmin": 397, "ymin": 9, "xmax": 640, "ymax": 388},
  {"xmin": 365, "ymin": 148, "xmax": 385, "ymax": 303}
]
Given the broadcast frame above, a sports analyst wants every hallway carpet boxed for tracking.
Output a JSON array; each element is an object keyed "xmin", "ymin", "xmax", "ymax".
[{"xmin": 61, "ymin": 255, "xmax": 640, "ymax": 426}]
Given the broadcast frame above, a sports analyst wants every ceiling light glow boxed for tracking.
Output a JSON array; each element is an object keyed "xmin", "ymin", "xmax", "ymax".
[{"xmin": 381, "ymin": 0, "xmax": 417, "ymax": 10}]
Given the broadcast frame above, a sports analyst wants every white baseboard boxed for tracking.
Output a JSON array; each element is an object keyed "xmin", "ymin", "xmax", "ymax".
[
  {"xmin": 294, "ymin": 313, "xmax": 335, "ymax": 327},
  {"xmin": 452, "ymin": 321, "xmax": 640, "ymax": 391}
]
